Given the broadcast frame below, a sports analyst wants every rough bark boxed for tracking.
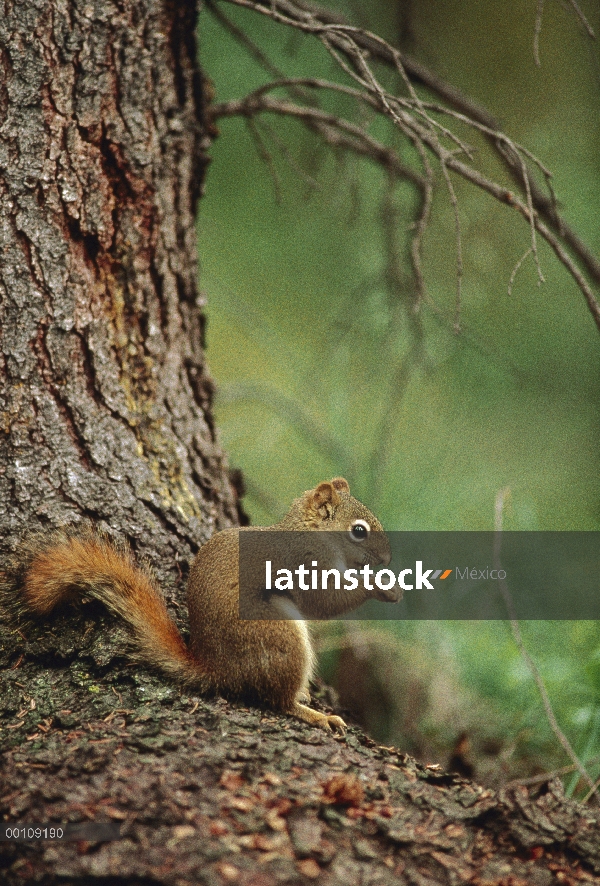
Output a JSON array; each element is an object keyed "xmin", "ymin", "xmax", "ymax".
[
  {"xmin": 2, "ymin": 3, "xmax": 600, "ymax": 884},
  {"xmin": 1, "ymin": 692, "xmax": 600, "ymax": 885},
  {"xmin": 0, "ymin": 0, "xmax": 238, "ymax": 582}
]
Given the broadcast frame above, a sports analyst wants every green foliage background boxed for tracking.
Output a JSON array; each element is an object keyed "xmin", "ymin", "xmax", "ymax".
[{"xmin": 197, "ymin": 0, "xmax": 600, "ymax": 788}]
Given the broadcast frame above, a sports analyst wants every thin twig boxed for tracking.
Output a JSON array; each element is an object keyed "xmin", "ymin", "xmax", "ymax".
[
  {"xmin": 239, "ymin": 76, "xmax": 477, "ymax": 160},
  {"xmin": 534, "ymin": 0, "xmax": 545, "ymax": 66},
  {"xmin": 439, "ymin": 161, "xmax": 463, "ymax": 333},
  {"xmin": 494, "ymin": 489, "xmax": 597, "ymax": 801},
  {"xmin": 583, "ymin": 772, "xmax": 600, "ymax": 805},
  {"xmin": 205, "ymin": 0, "xmax": 314, "ymax": 105},
  {"xmin": 246, "ymin": 117, "xmax": 282, "ymax": 203},
  {"xmin": 567, "ymin": 0, "xmax": 596, "ymax": 39},
  {"xmin": 409, "ymin": 138, "xmax": 434, "ymax": 308},
  {"xmin": 505, "ymin": 758, "xmax": 600, "ymax": 789},
  {"xmin": 411, "ymin": 101, "xmax": 554, "ymax": 182},
  {"xmin": 257, "ymin": 115, "xmax": 321, "ymax": 191},
  {"xmin": 508, "ymin": 247, "xmax": 533, "ymax": 296},
  {"xmin": 516, "ymin": 148, "xmax": 545, "ymax": 287}
]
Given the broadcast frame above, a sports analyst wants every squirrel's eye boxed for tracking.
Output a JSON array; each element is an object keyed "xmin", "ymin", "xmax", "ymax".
[{"xmin": 349, "ymin": 519, "xmax": 370, "ymax": 542}]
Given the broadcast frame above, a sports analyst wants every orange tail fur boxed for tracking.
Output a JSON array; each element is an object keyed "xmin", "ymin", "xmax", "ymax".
[{"xmin": 3, "ymin": 525, "xmax": 198, "ymax": 682}]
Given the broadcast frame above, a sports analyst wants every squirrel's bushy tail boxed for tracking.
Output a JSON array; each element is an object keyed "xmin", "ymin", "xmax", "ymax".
[{"xmin": 1, "ymin": 524, "xmax": 198, "ymax": 683}]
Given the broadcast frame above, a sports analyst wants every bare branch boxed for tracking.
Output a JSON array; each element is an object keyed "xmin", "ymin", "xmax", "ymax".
[
  {"xmin": 398, "ymin": 113, "xmax": 600, "ymax": 330},
  {"xmin": 212, "ymin": 92, "xmax": 426, "ymax": 189},
  {"xmin": 412, "ymin": 101, "xmax": 554, "ymax": 181},
  {"xmin": 215, "ymin": 0, "xmax": 600, "ymax": 331},
  {"xmin": 205, "ymin": 0, "xmax": 317, "ymax": 106},
  {"xmin": 219, "ymin": 0, "xmax": 600, "ymax": 305}
]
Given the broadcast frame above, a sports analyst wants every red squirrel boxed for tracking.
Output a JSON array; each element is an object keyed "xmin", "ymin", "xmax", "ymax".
[{"xmin": 3, "ymin": 478, "xmax": 394, "ymax": 732}]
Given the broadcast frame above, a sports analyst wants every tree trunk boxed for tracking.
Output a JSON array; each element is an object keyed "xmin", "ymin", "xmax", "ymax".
[
  {"xmin": 0, "ymin": 0, "xmax": 238, "ymax": 582},
  {"xmin": 2, "ymin": 3, "xmax": 600, "ymax": 884}
]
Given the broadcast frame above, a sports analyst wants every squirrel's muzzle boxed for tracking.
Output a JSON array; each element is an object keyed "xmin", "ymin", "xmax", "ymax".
[{"xmin": 370, "ymin": 535, "xmax": 401, "ymax": 603}]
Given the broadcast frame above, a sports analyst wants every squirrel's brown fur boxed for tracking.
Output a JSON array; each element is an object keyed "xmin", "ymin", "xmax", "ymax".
[{"xmin": 1, "ymin": 479, "xmax": 394, "ymax": 732}]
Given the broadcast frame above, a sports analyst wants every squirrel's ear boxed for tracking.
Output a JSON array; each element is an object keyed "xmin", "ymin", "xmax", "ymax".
[
  {"xmin": 330, "ymin": 477, "xmax": 350, "ymax": 495},
  {"xmin": 310, "ymin": 480, "xmax": 342, "ymax": 519}
]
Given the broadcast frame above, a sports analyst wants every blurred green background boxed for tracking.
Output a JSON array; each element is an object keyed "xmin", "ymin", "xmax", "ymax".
[{"xmin": 196, "ymin": 1, "xmax": 600, "ymax": 790}]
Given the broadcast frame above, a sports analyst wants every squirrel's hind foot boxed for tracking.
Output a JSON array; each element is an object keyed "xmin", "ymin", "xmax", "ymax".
[{"xmin": 291, "ymin": 702, "xmax": 347, "ymax": 735}]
